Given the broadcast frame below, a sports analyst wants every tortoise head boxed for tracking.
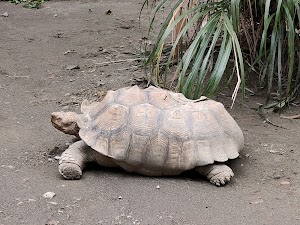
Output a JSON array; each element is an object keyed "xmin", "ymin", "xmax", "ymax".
[{"xmin": 51, "ymin": 112, "xmax": 80, "ymax": 137}]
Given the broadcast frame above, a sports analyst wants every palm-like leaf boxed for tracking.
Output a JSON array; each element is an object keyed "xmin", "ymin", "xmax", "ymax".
[
  {"xmin": 143, "ymin": 0, "xmax": 244, "ymax": 103},
  {"xmin": 143, "ymin": 0, "xmax": 300, "ymax": 108}
]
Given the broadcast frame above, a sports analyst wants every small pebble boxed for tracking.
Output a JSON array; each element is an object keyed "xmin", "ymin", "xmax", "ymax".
[
  {"xmin": 48, "ymin": 202, "xmax": 58, "ymax": 205},
  {"xmin": 1, "ymin": 12, "xmax": 9, "ymax": 17},
  {"xmin": 6, "ymin": 165, "xmax": 15, "ymax": 169},
  {"xmin": 280, "ymin": 180, "xmax": 291, "ymax": 186},
  {"xmin": 66, "ymin": 65, "xmax": 80, "ymax": 70},
  {"xmin": 43, "ymin": 192, "xmax": 56, "ymax": 199},
  {"xmin": 250, "ymin": 199, "xmax": 263, "ymax": 204},
  {"xmin": 96, "ymin": 81, "xmax": 105, "ymax": 87},
  {"xmin": 46, "ymin": 219, "xmax": 60, "ymax": 225}
]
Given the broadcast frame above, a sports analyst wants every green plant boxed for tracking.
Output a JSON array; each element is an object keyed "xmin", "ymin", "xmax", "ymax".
[
  {"xmin": 0, "ymin": 0, "xmax": 44, "ymax": 9},
  {"xmin": 143, "ymin": 0, "xmax": 300, "ymax": 109}
]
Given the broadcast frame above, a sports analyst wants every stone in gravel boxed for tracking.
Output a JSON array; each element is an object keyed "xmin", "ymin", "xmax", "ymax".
[
  {"xmin": 280, "ymin": 180, "xmax": 291, "ymax": 185},
  {"xmin": 6, "ymin": 165, "xmax": 15, "ymax": 169},
  {"xmin": 46, "ymin": 219, "xmax": 60, "ymax": 225},
  {"xmin": 43, "ymin": 192, "xmax": 56, "ymax": 199},
  {"xmin": 250, "ymin": 199, "xmax": 263, "ymax": 204},
  {"xmin": 1, "ymin": 12, "xmax": 9, "ymax": 17},
  {"xmin": 66, "ymin": 65, "xmax": 80, "ymax": 70},
  {"xmin": 48, "ymin": 202, "xmax": 58, "ymax": 205},
  {"xmin": 96, "ymin": 80, "xmax": 105, "ymax": 87}
]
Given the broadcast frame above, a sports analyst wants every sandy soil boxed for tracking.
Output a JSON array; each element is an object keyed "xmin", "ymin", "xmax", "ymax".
[{"xmin": 0, "ymin": 1, "xmax": 300, "ymax": 224}]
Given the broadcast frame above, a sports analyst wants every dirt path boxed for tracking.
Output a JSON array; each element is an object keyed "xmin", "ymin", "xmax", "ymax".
[{"xmin": 0, "ymin": 1, "xmax": 300, "ymax": 224}]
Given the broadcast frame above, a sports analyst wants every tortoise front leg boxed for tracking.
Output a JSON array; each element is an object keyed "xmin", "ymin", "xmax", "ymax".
[
  {"xmin": 195, "ymin": 164, "xmax": 234, "ymax": 186},
  {"xmin": 58, "ymin": 140, "xmax": 91, "ymax": 179},
  {"xmin": 58, "ymin": 140, "xmax": 118, "ymax": 179}
]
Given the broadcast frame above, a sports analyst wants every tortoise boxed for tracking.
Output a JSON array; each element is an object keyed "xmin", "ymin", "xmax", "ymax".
[{"xmin": 51, "ymin": 85, "xmax": 244, "ymax": 186}]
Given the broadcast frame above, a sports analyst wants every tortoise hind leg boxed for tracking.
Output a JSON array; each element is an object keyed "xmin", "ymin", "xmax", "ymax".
[
  {"xmin": 195, "ymin": 164, "xmax": 234, "ymax": 186},
  {"xmin": 58, "ymin": 140, "xmax": 91, "ymax": 179}
]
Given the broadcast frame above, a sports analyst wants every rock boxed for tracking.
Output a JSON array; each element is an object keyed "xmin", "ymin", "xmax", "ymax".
[
  {"xmin": 96, "ymin": 81, "xmax": 105, "ymax": 87},
  {"xmin": 46, "ymin": 219, "xmax": 60, "ymax": 225},
  {"xmin": 250, "ymin": 199, "xmax": 263, "ymax": 204},
  {"xmin": 1, "ymin": 165, "xmax": 15, "ymax": 169},
  {"xmin": 43, "ymin": 192, "xmax": 56, "ymax": 199},
  {"xmin": 66, "ymin": 65, "xmax": 80, "ymax": 70},
  {"xmin": 1, "ymin": 12, "xmax": 9, "ymax": 17},
  {"xmin": 48, "ymin": 202, "xmax": 58, "ymax": 205},
  {"xmin": 64, "ymin": 50, "xmax": 76, "ymax": 55},
  {"xmin": 54, "ymin": 156, "xmax": 61, "ymax": 160},
  {"xmin": 280, "ymin": 180, "xmax": 291, "ymax": 186},
  {"xmin": 118, "ymin": 196, "xmax": 122, "ymax": 200},
  {"xmin": 156, "ymin": 185, "xmax": 160, "ymax": 189},
  {"xmin": 133, "ymin": 76, "xmax": 146, "ymax": 82}
]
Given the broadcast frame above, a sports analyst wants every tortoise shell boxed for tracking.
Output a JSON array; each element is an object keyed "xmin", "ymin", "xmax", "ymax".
[{"xmin": 78, "ymin": 86, "xmax": 244, "ymax": 173}]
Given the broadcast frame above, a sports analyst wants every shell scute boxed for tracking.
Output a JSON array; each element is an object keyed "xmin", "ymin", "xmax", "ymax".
[
  {"xmin": 160, "ymin": 108, "xmax": 191, "ymax": 141},
  {"xmin": 115, "ymin": 85, "xmax": 147, "ymax": 107},
  {"xmin": 126, "ymin": 133, "xmax": 149, "ymax": 166},
  {"xmin": 147, "ymin": 88, "xmax": 179, "ymax": 109},
  {"xmin": 144, "ymin": 132, "xmax": 168, "ymax": 168},
  {"xmin": 129, "ymin": 103, "xmax": 161, "ymax": 136},
  {"xmin": 109, "ymin": 130, "xmax": 131, "ymax": 160},
  {"xmin": 93, "ymin": 104, "xmax": 128, "ymax": 133}
]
